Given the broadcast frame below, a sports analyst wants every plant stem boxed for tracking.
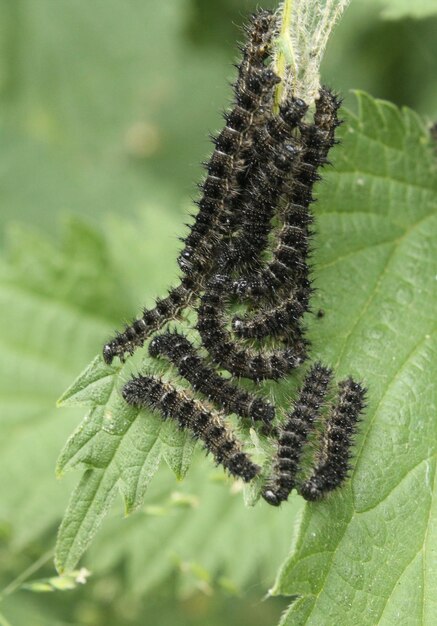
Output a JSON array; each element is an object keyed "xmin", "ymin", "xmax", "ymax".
[
  {"xmin": 0, "ymin": 549, "xmax": 54, "ymax": 601},
  {"xmin": 274, "ymin": 0, "xmax": 297, "ymax": 111}
]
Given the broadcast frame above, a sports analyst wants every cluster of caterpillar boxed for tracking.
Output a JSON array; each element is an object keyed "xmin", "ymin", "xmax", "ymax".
[
  {"xmin": 102, "ymin": 10, "xmax": 278, "ymax": 364},
  {"xmin": 106, "ymin": 9, "xmax": 367, "ymax": 505}
]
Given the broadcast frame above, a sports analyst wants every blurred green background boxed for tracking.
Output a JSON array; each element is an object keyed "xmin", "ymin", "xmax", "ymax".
[
  {"xmin": 1, "ymin": 0, "xmax": 436, "ymax": 236},
  {"xmin": 0, "ymin": 0, "xmax": 436, "ymax": 625}
]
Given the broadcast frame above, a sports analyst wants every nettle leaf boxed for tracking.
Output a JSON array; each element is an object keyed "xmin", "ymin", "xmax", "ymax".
[
  {"xmin": 0, "ymin": 210, "xmax": 177, "ymax": 547},
  {"xmin": 0, "ymin": 220, "xmax": 123, "ymax": 547},
  {"xmin": 55, "ymin": 353, "xmax": 196, "ymax": 573},
  {"xmin": 4, "ymin": 218, "xmax": 133, "ymax": 322},
  {"xmin": 55, "ymin": 91, "xmax": 437, "ymax": 610},
  {"xmin": 271, "ymin": 93, "xmax": 437, "ymax": 624}
]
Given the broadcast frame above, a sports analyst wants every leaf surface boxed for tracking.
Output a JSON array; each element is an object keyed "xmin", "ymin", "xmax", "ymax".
[{"xmin": 272, "ymin": 93, "xmax": 437, "ymax": 626}]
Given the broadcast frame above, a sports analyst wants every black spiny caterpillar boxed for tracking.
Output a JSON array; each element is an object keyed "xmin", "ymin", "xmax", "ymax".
[
  {"xmin": 123, "ymin": 376, "xmax": 260, "ymax": 482},
  {"xmin": 149, "ymin": 331, "xmax": 275, "ymax": 424}
]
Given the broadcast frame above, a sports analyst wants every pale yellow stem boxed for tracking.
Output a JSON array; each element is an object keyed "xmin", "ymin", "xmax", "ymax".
[{"xmin": 274, "ymin": 0, "xmax": 297, "ymax": 111}]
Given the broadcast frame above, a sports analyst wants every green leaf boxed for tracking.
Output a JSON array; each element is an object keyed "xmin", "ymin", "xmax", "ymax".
[
  {"xmin": 272, "ymin": 93, "xmax": 437, "ymax": 625},
  {"xmin": 3, "ymin": 218, "xmax": 134, "ymax": 322},
  {"xmin": 54, "ymin": 356, "xmax": 196, "ymax": 572},
  {"xmin": 54, "ymin": 336, "xmax": 201, "ymax": 572},
  {"xmin": 0, "ymin": 208, "xmax": 178, "ymax": 547},
  {"xmin": 0, "ymin": 221, "xmax": 119, "ymax": 547}
]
